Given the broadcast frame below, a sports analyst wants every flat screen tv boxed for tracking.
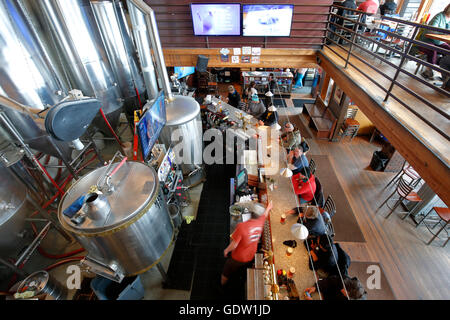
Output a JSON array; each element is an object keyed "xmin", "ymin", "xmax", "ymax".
[
  {"xmin": 137, "ymin": 91, "xmax": 166, "ymax": 161},
  {"xmin": 174, "ymin": 66, "xmax": 195, "ymax": 79},
  {"xmin": 242, "ymin": 4, "xmax": 294, "ymax": 37},
  {"xmin": 190, "ymin": 3, "xmax": 241, "ymax": 36}
]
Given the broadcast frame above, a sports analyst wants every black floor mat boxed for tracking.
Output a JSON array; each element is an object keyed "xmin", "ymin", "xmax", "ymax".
[
  {"xmin": 164, "ymin": 222, "xmax": 197, "ymax": 291},
  {"xmin": 189, "ymin": 164, "xmax": 246, "ymax": 300},
  {"xmin": 292, "ymin": 98, "xmax": 315, "ymax": 108},
  {"xmin": 273, "ymin": 98, "xmax": 287, "ymax": 108}
]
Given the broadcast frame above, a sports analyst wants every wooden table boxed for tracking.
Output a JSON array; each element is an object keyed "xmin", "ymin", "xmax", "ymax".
[{"xmin": 425, "ymin": 33, "xmax": 450, "ymax": 45}]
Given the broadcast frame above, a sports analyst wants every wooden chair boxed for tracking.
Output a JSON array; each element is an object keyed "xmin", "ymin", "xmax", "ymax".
[
  {"xmin": 377, "ymin": 176, "xmax": 422, "ymax": 219},
  {"xmin": 416, "ymin": 207, "xmax": 450, "ymax": 247}
]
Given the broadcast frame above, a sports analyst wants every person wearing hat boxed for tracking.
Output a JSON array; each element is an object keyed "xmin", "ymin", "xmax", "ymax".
[
  {"xmin": 304, "ymin": 275, "xmax": 367, "ymax": 300},
  {"xmin": 258, "ymin": 104, "xmax": 278, "ymax": 127},
  {"xmin": 221, "ymin": 201, "xmax": 273, "ymax": 286},
  {"xmin": 247, "ymin": 94, "xmax": 266, "ymax": 119},
  {"xmin": 291, "ymin": 167, "xmax": 316, "ymax": 204},
  {"xmin": 281, "ymin": 122, "xmax": 303, "ymax": 151},
  {"xmin": 226, "ymin": 85, "xmax": 241, "ymax": 108}
]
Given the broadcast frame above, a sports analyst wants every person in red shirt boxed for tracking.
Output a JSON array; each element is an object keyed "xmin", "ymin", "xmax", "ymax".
[
  {"xmin": 291, "ymin": 167, "xmax": 316, "ymax": 204},
  {"xmin": 358, "ymin": 0, "xmax": 379, "ymax": 14},
  {"xmin": 221, "ymin": 201, "xmax": 273, "ymax": 286}
]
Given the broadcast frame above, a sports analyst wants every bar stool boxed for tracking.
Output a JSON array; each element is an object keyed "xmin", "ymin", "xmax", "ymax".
[
  {"xmin": 377, "ymin": 176, "xmax": 422, "ymax": 219},
  {"xmin": 309, "ymin": 158, "xmax": 316, "ymax": 175},
  {"xmin": 416, "ymin": 207, "xmax": 450, "ymax": 247},
  {"xmin": 385, "ymin": 161, "xmax": 421, "ymax": 189}
]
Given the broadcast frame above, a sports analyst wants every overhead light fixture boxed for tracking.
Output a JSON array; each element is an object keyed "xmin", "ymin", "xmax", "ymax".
[
  {"xmin": 291, "ymin": 223, "xmax": 309, "ymax": 240},
  {"xmin": 280, "ymin": 167, "xmax": 293, "ymax": 178}
]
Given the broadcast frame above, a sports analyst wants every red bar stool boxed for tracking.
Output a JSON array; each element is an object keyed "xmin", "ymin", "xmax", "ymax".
[
  {"xmin": 385, "ymin": 162, "xmax": 421, "ymax": 189},
  {"xmin": 416, "ymin": 207, "xmax": 450, "ymax": 247},
  {"xmin": 377, "ymin": 176, "xmax": 422, "ymax": 219}
]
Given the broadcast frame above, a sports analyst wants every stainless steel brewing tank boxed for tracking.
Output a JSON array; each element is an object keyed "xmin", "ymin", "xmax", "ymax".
[
  {"xmin": 57, "ymin": 161, "xmax": 174, "ymax": 276},
  {"xmin": 21, "ymin": 0, "xmax": 124, "ymax": 130},
  {"xmin": 90, "ymin": 0, "xmax": 146, "ymax": 111},
  {"xmin": 0, "ymin": 165, "xmax": 31, "ymax": 257},
  {"xmin": 0, "ymin": 0, "xmax": 65, "ymax": 110},
  {"xmin": 159, "ymin": 96, "xmax": 203, "ymax": 175}
]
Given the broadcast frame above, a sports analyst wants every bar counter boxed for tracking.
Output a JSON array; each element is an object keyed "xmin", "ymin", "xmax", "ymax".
[{"xmin": 205, "ymin": 97, "xmax": 315, "ymax": 299}]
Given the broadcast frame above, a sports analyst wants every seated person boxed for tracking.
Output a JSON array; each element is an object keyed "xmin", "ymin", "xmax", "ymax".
[
  {"xmin": 304, "ymin": 275, "xmax": 367, "ymax": 300},
  {"xmin": 287, "ymin": 146, "xmax": 309, "ymax": 175},
  {"xmin": 258, "ymin": 105, "xmax": 278, "ymax": 127},
  {"xmin": 247, "ymin": 94, "xmax": 266, "ymax": 119},
  {"xmin": 281, "ymin": 122, "xmax": 302, "ymax": 151},
  {"xmin": 291, "ymin": 167, "xmax": 316, "ymax": 204},
  {"xmin": 226, "ymin": 85, "xmax": 241, "ymax": 108},
  {"xmin": 379, "ymin": 0, "xmax": 397, "ymax": 16},
  {"xmin": 307, "ymin": 235, "xmax": 338, "ymax": 274},
  {"xmin": 418, "ymin": 5, "xmax": 450, "ymax": 79},
  {"xmin": 299, "ymin": 206, "xmax": 327, "ymax": 237},
  {"xmin": 358, "ymin": 0, "xmax": 379, "ymax": 24}
]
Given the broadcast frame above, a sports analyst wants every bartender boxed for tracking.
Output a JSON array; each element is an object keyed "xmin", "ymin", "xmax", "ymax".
[{"xmin": 221, "ymin": 201, "xmax": 273, "ymax": 287}]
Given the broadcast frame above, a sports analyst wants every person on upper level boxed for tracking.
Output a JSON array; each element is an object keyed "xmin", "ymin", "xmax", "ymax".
[
  {"xmin": 418, "ymin": 4, "xmax": 450, "ymax": 80},
  {"xmin": 357, "ymin": 0, "xmax": 379, "ymax": 25},
  {"xmin": 358, "ymin": 0, "xmax": 379, "ymax": 14},
  {"xmin": 379, "ymin": 0, "xmax": 397, "ymax": 16}
]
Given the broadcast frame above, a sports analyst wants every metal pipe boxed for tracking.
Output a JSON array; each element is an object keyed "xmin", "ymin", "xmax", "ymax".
[
  {"xmin": 15, "ymin": 221, "xmax": 52, "ymax": 267},
  {"xmin": 127, "ymin": 0, "xmax": 173, "ymax": 101},
  {"xmin": 127, "ymin": 0, "xmax": 159, "ymax": 102}
]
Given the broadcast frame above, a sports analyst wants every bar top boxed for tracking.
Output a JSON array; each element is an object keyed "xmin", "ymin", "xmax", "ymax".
[{"xmin": 264, "ymin": 132, "xmax": 317, "ymax": 300}]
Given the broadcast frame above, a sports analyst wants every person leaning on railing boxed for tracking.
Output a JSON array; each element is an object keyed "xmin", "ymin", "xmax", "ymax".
[{"xmin": 418, "ymin": 4, "xmax": 450, "ymax": 80}]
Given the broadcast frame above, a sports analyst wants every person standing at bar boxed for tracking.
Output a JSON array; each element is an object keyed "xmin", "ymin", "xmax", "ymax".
[{"xmin": 221, "ymin": 201, "xmax": 273, "ymax": 287}]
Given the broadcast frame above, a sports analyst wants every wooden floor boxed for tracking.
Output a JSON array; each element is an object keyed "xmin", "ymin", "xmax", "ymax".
[
  {"xmin": 301, "ymin": 118, "xmax": 450, "ymax": 300},
  {"xmin": 322, "ymin": 45, "xmax": 450, "ymax": 166}
]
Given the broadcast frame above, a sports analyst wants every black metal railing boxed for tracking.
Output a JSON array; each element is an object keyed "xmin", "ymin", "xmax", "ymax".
[{"xmin": 322, "ymin": 5, "xmax": 450, "ymax": 142}]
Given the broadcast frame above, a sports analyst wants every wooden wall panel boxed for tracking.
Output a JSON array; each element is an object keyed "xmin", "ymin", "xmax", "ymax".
[
  {"xmin": 145, "ymin": 0, "xmax": 333, "ymax": 49},
  {"xmin": 163, "ymin": 48, "xmax": 319, "ymax": 68}
]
